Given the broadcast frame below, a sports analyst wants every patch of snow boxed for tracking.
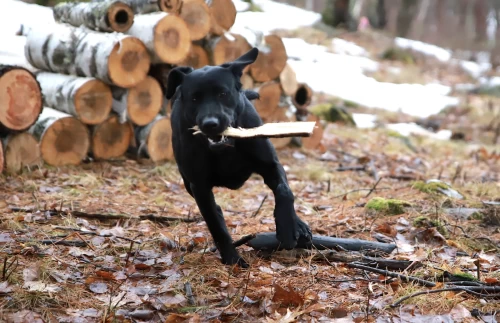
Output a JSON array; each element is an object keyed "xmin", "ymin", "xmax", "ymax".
[
  {"xmin": 0, "ymin": 0, "xmax": 54, "ymax": 36},
  {"xmin": 233, "ymin": 0, "xmax": 250, "ymax": 12},
  {"xmin": 331, "ymin": 38, "xmax": 368, "ymax": 57},
  {"xmin": 459, "ymin": 60, "xmax": 491, "ymax": 79},
  {"xmin": 395, "ymin": 37, "xmax": 452, "ymax": 62},
  {"xmin": 352, "ymin": 113, "xmax": 377, "ymax": 129},
  {"xmin": 386, "ymin": 123, "xmax": 452, "ymax": 140}
]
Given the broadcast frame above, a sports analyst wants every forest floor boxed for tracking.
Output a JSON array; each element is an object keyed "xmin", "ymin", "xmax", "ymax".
[{"xmin": 1, "ymin": 24, "xmax": 500, "ymax": 323}]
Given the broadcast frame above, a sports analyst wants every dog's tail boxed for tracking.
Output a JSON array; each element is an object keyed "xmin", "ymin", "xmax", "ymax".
[{"xmin": 243, "ymin": 90, "xmax": 260, "ymax": 101}]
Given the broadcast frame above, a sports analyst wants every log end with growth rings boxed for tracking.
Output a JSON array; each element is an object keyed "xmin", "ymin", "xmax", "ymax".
[
  {"xmin": 181, "ymin": 44, "xmax": 209, "ymax": 69},
  {"xmin": 250, "ymin": 35, "xmax": 288, "ymax": 82},
  {"xmin": 301, "ymin": 114, "xmax": 324, "ymax": 150},
  {"xmin": 159, "ymin": 0, "xmax": 183, "ymax": 14},
  {"xmin": 208, "ymin": 0, "xmax": 237, "ymax": 35},
  {"xmin": 108, "ymin": 37, "xmax": 151, "ymax": 88},
  {"xmin": 253, "ymin": 81, "xmax": 282, "ymax": 120},
  {"xmin": 146, "ymin": 116, "xmax": 174, "ymax": 162},
  {"xmin": 154, "ymin": 14, "xmax": 192, "ymax": 64},
  {"xmin": 180, "ymin": 0, "xmax": 211, "ymax": 41},
  {"xmin": 40, "ymin": 117, "xmax": 90, "ymax": 166},
  {"xmin": 92, "ymin": 115, "xmax": 133, "ymax": 160},
  {"xmin": 76, "ymin": 79, "xmax": 113, "ymax": 125},
  {"xmin": 292, "ymin": 83, "xmax": 313, "ymax": 112},
  {"xmin": 127, "ymin": 76, "xmax": 163, "ymax": 126},
  {"xmin": 212, "ymin": 33, "xmax": 252, "ymax": 66},
  {"xmin": 0, "ymin": 66, "xmax": 43, "ymax": 132},
  {"xmin": 3, "ymin": 133, "xmax": 41, "ymax": 174},
  {"xmin": 107, "ymin": 1, "xmax": 135, "ymax": 33}
]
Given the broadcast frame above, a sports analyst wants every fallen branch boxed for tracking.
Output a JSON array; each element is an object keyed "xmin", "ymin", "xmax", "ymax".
[
  {"xmin": 245, "ymin": 233, "xmax": 397, "ymax": 254},
  {"xmin": 347, "ymin": 263, "xmax": 436, "ymax": 287},
  {"xmin": 391, "ymin": 286, "xmax": 500, "ymax": 307},
  {"xmin": 210, "ymin": 234, "xmax": 257, "ymax": 253},
  {"xmin": 16, "ymin": 239, "xmax": 87, "ymax": 247}
]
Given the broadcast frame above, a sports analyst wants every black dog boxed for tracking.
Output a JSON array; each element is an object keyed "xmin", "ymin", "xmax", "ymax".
[{"xmin": 166, "ymin": 48, "xmax": 312, "ymax": 267}]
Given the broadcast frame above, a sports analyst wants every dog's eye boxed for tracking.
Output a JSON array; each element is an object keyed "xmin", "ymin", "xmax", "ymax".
[{"xmin": 219, "ymin": 92, "xmax": 227, "ymax": 97}]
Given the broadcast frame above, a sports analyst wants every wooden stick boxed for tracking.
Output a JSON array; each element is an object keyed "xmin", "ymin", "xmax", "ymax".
[{"xmin": 191, "ymin": 121, "xmax": 316, "ymax": 139}]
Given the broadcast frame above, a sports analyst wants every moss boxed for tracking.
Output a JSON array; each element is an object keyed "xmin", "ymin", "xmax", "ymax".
[
  {"xmin": 452, "ymin": 272, "xmax": 479, "ymax": 282},
  {"xmin": 387, "ymin": 129, "xmax": 406, "ymax": 139},
  {"xmin": 365, "ymin": 197, "xmax": 411, "ymax": 215},
  {"xmin": 381, "ymin": 47, "xmax": 416, "ymax": 64},
  {"xmin": 309, "ymin": 103, "xmax": 356, "ymax": 126},
  {"xmin": 412, "ymin": 180, "xmax": 449, "ymax": 194},
  {"xmin": 469, "ymin": 211, "xmax": 484, "ymax": 220},
  {"xmin": 413, "ymin": 216, "xmax": 448, "ymax": 236}
]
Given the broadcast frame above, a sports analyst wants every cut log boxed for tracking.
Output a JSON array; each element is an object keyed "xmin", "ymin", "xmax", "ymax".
[
  {"xmin": 28, "ymin": 107, "xmax": 90, "ymax": 166},
  {"xmin": 180, "ymin": 44, "xmax": 210, "ymax": 69},
  {"xmin": 293, "ymin": 83, "xmax": 313, "ymax": 115},
  {"xmin": 240, "ymin": 73, "xmax": 254, "ymax": 90},
  {"xmin": 36, "ymin": 72, "xmax": 112, "ymax": 125},
  {"xmin": 249, "ymin": 35, "xmax": 288, "ymax": 82},
  {"xmin": 0, "ymin": 65, "xmax": 43, "ymax": 134},
  {"xmin": 266, "ymin": 106, "xmax": 297, "ymax": 150},
  {"xmin": 206, "ymin": 33, "xmax": 252, "ymax": 66},
  {"xmin": 135, "ymin": 115, "xmax": 173, "ymax": 162},
  {"xmin": 92, "ymin": 0, "xmax": 182, "ymax": 14},
  {"xmin": 279, "ymin": 64, "xmax": 298, "ymax": 96},
  {"xmin": 111, "ymin": 76, "xmax": 163, "ymax": 126},
  {"xmin": 246, "ymin": 232, "xmax": 397, "ymax": 253},
  {"xmin": 53, "ymin": 0, "xmax": 135, "ymax": 33},
  {"xmin": 206, "ymin": 0, "xmax": 237, "ymax": 36},
  {"xmin": 301, "ymin": 114, "xmax": 324, "ymax": 150},
  {"xmin": 24, "ymin": 25, "xmax": 150, "ymax": 88},
  {"xmin": 179, "ymin": 0, "xmax": 211, "ymax": 41},
  {"xmin": 125, "ymin": 12, "xmax": 191, "ymax": 64},
  {"xmin": 1, "ymin": 133, "xmax": 41, "ymax": 173},
  {"xmin": 252, "ymin": 81, "xmax": 282, "ymax": 119},
  {"xmin": 90, "ymin": 115, "xmax": 133, "ymax": 160}
]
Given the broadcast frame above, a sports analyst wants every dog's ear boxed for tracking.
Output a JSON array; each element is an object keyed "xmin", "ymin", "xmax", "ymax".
[
  {"xmin": 225, "ymin": 47, "xmax": 259, "ymax": 78},
  {"xmin": 166, "ymin": 66, "xmax": 194, "ymax": 100}
]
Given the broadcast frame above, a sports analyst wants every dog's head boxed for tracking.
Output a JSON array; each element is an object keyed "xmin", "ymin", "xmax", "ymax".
[{"xmin": 166, "ymin": 47, "xmax": 259, "ymax": 147}]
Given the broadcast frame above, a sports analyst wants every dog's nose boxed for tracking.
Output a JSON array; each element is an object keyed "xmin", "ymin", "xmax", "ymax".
[{"xmin": 201, "ymin": 117, "xmax": 219, "ymax": 131}]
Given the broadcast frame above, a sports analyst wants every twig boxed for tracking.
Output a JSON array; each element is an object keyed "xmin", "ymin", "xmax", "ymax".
[
  {"xmin": 347, "ymin": 263, "xmax": 436, "ymax": 287},
  {"xmin": 17, "ymin": 239, "xmax": 87, "ymax": 247},
  {"xmin": 184, "ymin": 282, "xmax": 196, "ymax": 305},
  {"xmin": 335, "ymin": 165, "xmax": 366, "ymax": 172},
  {"xmin": 251, "ymin": 194, "xmax": 268, "ymax": 217},
  {"xmin": 365, "ymin": 177, "xmax": 383, "ymax": 198},
  {"xmin": 330, "ymin": 187, "xmax": 391, "ymax": 200},
  {"xmin": 391, "ymin": 286, "xmax": 500, "ymax": 307}
]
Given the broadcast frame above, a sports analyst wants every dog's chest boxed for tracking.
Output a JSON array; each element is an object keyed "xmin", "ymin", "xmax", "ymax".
[{"xmin": 209, "ymin": 149, "xmax": 254, "ymax": 189}]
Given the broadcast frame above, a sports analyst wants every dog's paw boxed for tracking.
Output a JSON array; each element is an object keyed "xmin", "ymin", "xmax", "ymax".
[
  {"xmin": 221, "ymin": 253, "xmax": 249, "ymax": 268},
  {"xmin": 276, "ymin": 215, "xmax": 312, "ymax": 250},
  {"xmin": 296, "ymin": 218, "xmax": 312, "ymax": 244}
]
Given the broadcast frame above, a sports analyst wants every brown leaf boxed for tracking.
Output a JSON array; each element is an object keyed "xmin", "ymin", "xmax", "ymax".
[
  {"xmin": 95, "ymin": 270, "xmax": 116, "ymax": 281},
  {"xmin": 272, "ymin": 284, "xmax": 304, "ymax": 307},
  {"xmin": 135, "ymin": 263, "xmax": 151, "ymax": 271},
  {"xmin": 375, "ymin": 222, "xmax": 397, "ymax": 237},
  {"xmin": 0, "ymin": 310, "xmax": 44, "ymax": 323}
]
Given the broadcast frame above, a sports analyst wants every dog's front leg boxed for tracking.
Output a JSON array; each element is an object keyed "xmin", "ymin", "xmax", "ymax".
[
  {"xmin": 189, "ymin": 183, "xmax": 249, "ymax": 268},
  {"xmin": 259, "ymin": 163, "xmax": 312, "ymax": 250}
]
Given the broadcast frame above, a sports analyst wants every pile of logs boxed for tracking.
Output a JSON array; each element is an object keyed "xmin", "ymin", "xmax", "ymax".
[{"xmin": 0, "ymin": 0, "xmax": 322, "ymax": 174}]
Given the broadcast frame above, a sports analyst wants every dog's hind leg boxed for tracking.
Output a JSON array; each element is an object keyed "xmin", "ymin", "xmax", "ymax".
[{"xmin": 189, "ymin": 183, "xmax": 249, "ymax": 268}]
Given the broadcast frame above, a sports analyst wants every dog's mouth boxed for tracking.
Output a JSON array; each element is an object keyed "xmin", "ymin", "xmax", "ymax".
[{"xmin": 207, "ymin": 134, "xmax": 229, "ymax": 145}]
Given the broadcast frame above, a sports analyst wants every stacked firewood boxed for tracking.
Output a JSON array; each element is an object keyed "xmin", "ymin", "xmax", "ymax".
[{"xmin": 0, "ymin": 0, "xmax": 321, "ymax": 174}]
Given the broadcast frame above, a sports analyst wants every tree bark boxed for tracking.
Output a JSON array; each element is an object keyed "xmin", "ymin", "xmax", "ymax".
[
  {"xmin": 89, "ymin": 115, "xmax": 133, "ymax": 160},
  {"xmin": 24, "ymin": 24, "xmax": 151, "ymax": 88},
  {"xmin": 111, "ymin": 76, "xmax": 163, "ymax": 126},
  {"xmin": 53, "ymin": 0, "xmax": 135, "ymax": 33},
  {"xmin": 0, "ymin": 65, "xmax": 43, "ymax": 134},
  {"xmin": 124, "ymin": 12, "xmax": 191, "ymax": 64},
  {"xmin": 205, "ymin": 0, "xmax": 237, "ymax": 36},
  {"xmin": 28, "ymin": 107, "xmax": 90, "ymax": 166},
  {"xmin": 1, "ymin": 133, "xmax": 41, "ymax": 174},
  {"xmin": 35, "ymin": 72, "xmax": 113, "ymax": 125},
  {"xmin": 179, "ymin": 0, "xmax": 211, "ymax": 41},
  {"xmin": 134, "ymin": 115, "xmax": 174, "ymax": 162},
  {"xmin": 92, "ymin": 0, "xmax": 182, "ymax": 14}
]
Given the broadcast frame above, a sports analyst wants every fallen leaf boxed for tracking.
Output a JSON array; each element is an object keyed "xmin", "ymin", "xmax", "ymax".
[
  {"xmin": 272, "ymin": 284, "xmax": 304, "ymax": 307},
  {"xmin": 89, "ymin": 282, "xmax": 108, "ymax": 294}
]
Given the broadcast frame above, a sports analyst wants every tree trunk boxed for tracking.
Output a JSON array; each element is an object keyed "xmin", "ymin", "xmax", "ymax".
[
  {"xmin": 111, "ymin": 76, "xmax": 163, "ymax": 126},
  {"xmin": 279, "ymin": 64, "xmax": 298, "ymax": 96},
  {"xmin": 474, "ymin": 0, "xmax": 488, "ymax": 43},
  {"xmin": 125, "ymin": 12, "xmax": 191, "ymax": 64},
  {"xmin": 375, "ymin": 0, "xmax": 386, "ymax": 29},
  {"xmin": 252, "ymin": 81, "xmax": 282, "ymax": 119},
  {"xmin": 333, "ymin": 0, "xmax": 352, "ymax": 28},
  {"xmin": 1, "ymin": 132, "xmax": 41, "ymax": 174},
  {"xmin": 134, "ymin": 115, "xmax": 173, "ymax": 162},
  {"xmin": 205, "ymin": 33, "xmax": 252, "ymax": 66},
  {"xmin": 92, "ymin": 0, "xmax": 182, "ymax": 14},
  {"xmin": 179, "ymin": 0, "xmax": 211, "ymax": 41},
  {"xmin": 28, "ymin": 107, "xmax": 90, "ymax": 166},
  {"xmin": 396, "ymin": 0, "xmax": 418, "ymax": 38},
  {"xmin": 0, "ymin": 65, "xmax": 43, "ymax": 134},
  {"xmin": 24, "ymin": 25, "xmax": 151, "ymax": 88},
  {"xmin": 292, "ymin": 83, "xmax": 313, "ymax": 116},
  {"xmin": 36, "ymin": 72, "xmax": 113, "ymax": 125},
  {"xmin": 89, "ymin": 115, "xmax": 133, "ymax": 160},
  {"xmin": 180, "ymin": 44, "xmax": 210, "ymax": 69},
  {"xmin": 53, "ymin": 0, "xmax": 135, "ymax": 33},
  {"xmin": 205, "ymin": 0, "xmax": 237, "ymax": 36}
]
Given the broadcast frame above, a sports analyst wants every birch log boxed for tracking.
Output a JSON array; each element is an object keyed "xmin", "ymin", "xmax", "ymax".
[
  {"xmin": 1, "ymin": 133, "xmax": 41, "ymax": 173},
  {"xmin": 252, "ymin": 81, "xmax": 282, "ymax": 119},
  {"xmin": 93, "ymin": 0, "xmax": 182, "ymax": 14},
  {"xmin": 24, "ymin": 25, "xmax": 150, "ymax": 88},
  {"xmin": 206, "ymin": 33, "xmax": 251, "ymax": 66},
  {"xmin": 180, "ymin": 44, "xmax": 210, "ymax": 69},
  {"xmin": 292, "ymin": 83, "xmax": 313, "ymax": 117},
  {"xmin": 134, "ymin": 115, "xmax": 173, "ymax": 162},
  {"xmin": 90, "ymin": 115, "xmax": 133, "ymax": 160},
  {"xmin": 125, "ymin": 12, "xmax": 191, "ymax": 64},
  {"xmin": 53, "ymin": 0, "xmax": 135, "ymax": 33},
  {"xmin": 180, "ymin": 0, "xmax": 211, "ymax": 41},
  {"xmin": 0, "ymin": 65, "xmax": 43, "ymax": 134},
  {"xmin": 36, "ymin": 72, "xmax": 113, "ymax": 125},
  {"xmin": 28, "ymin": 107, "xmax": 90, "ymax": 166},
  {"xmin": 205, "ymin": 0, "xmax": 237, "ymax": 36},
  {"xmin": 279, "ymin": 64, "xmax": 298, "ymax": 96},
  {"xmin": 111, "ymin": 76, "xmax": 163, "ymax": 126}
]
